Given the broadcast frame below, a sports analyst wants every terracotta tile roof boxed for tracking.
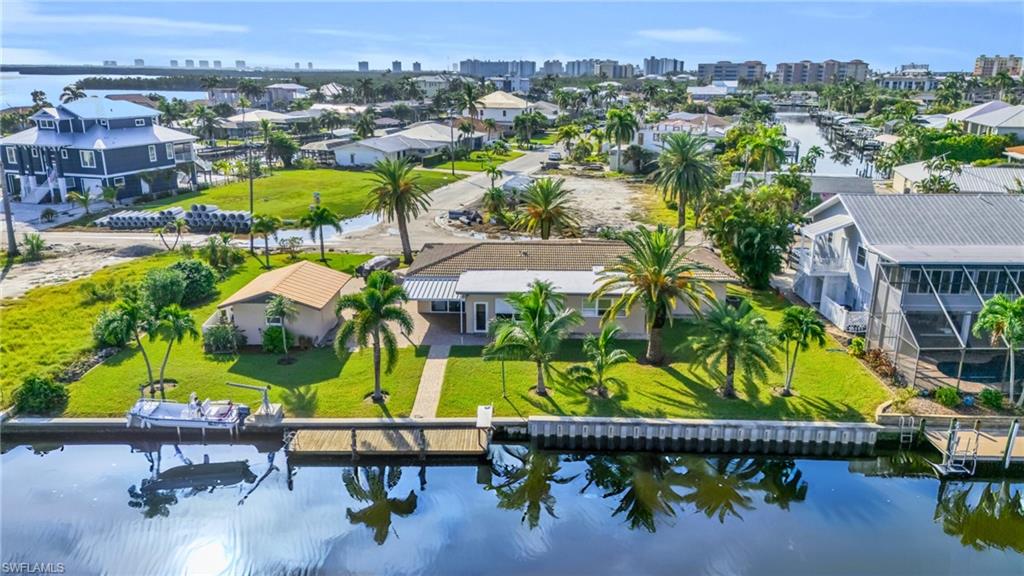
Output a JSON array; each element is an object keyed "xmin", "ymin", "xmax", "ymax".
[
  {"xmin": 219, "ymin": 261, "xmax": 352, "ymax": 310},
  {"xmin": 407, "ymin": 241, "xmax": 739, "ymax": 282}
]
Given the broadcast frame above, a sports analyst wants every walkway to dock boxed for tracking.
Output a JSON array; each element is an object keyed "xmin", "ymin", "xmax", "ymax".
[
  {"xmin": 924, "ymin": 428, "xmax": 1023, "ymax": 464},
  {"xmin": 410, "ymin": 345, "xmax": 450, "ymax": 419},
  {"xmin": 287, "ymin": 426, "xmax": 488, "ymax": 458}
]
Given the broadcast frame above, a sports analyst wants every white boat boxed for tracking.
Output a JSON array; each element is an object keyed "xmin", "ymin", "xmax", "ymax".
[{"xmin": 127, "ymin": 393, "xmax": 245, "ymax": 431}]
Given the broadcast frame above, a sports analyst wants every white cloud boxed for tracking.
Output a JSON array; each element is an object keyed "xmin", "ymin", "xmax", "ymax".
[
  {"xmin": 636, "ymin": 27, "xmax": 741, "ymax": 44},
  {"xmin": 2, "ymin": 1, "xmax": 247, "ymax": 37}
]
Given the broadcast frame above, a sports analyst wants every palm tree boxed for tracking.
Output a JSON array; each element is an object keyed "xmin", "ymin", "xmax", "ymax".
[
  {"xmin": 118, "ymin": 291, "xmax": 158, "ymax": 396},
  {"xmin": 356, "ymin": 78, "xmax": 375, "ymax": 104},
  {"xmin": 100, "ymin": 185, "xmax": 119, "ymax": 208},
  {"xmin": 513, "ymin": 178, "xmax": 579, "ymax": 240},
  {"xmin": 777, "ymin": 306, "xmax": 826, "ymax": 396},
  {"xmin": 566, "ymin": 324, "xmax": 632, "ymax": 398},
  {"xmin": 199, "ymin": 75, "xmax": 221, "ymax": 99},
  {"xmin": 66, "ymin": 190, "xmax": 93, "ymax": 214},
  {"xmin": 555, "ymin": 123, "xmax": 582, "ymax": 154},
  {"xmin": 59, "ymin": 84, "xmax": 85, "ymax": 103},
  {"xmin": 154, "ymin": 305, "xmax": 198, "ymax": 400},
  {"xmin": 484, "ymin": 164, "xmax": 502, "ymax": 188},
  {"xmin": 973, "ymin": 294, "xmax": 1024, "ymax": 406},
  {"xmin": 742, "ymin": 124, "xmax": 787, "ymax": 179},
  {"xmin": 605, "ymin": 108, "xmax": 639, "ymax": 171},
  {"xmin": 483, "ymin": 280, "xmax": 582, "ymax": 396},
  {"xmin": 592, "ymin": 225, "xmax": 713, "ymax": 365},
  {"xmin": 190, "ymin": 104, "xmax": 220, "ymax": 144},
  {"xmin": 580, "ymin": 454, "xmax": 688, "ymax": 532},
  {"xmin": 299, "ymin": 205, "xmax": 342, "ymax": 262},
  {"xmin": 251, "ymin": 214, "xmax": 282, "ymax": 268},
  {"xmin": 237, "ymin": 78, "xmax": 265, "ymax": 103},
  {"xmin": 265, "ymin": 295, "xmax": 298, "ymax": 362},
  {"xmin": 482, "ymin": 186, "xmax": 507, "ymax": 221},
  {"xmin": 687, "ymin": 299, "xmax": 779, "ymax": 398},
  {"xmin": 458, "ymin": 83, "xmax": 482, "ymax": 118},
  {"xmin": 354, "ymin": 112, "xmax": 376, "ymax": 139},
  {"xmin": 319, "ymin": 109, "xmax": 343, "ymax": 132},
  {"xmin": 457, "ymin": 120, "xmax": 475, "ymax": 148},
  {"xmin": 342, "ymin": 466, "xmax": 418, "ymax": 545},
  {"xmin": 366, "ymin": 158, "xmax": 432, "ymax": 264},
  {"xmin": 334, "ymin": 271, "xmax": 413, "ymax": 403},
  {"xmin": 483, "ymin": 118, "xmax": 498, "ymax": 140},
  {"xmin": 156, "ymin": 218, "xmax": 188, "ymax": 251}
]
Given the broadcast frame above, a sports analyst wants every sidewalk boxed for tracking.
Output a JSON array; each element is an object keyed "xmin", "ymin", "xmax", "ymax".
[{"xmin": 410, "ymin": 345, "xmax": 451, "ymax": 419}]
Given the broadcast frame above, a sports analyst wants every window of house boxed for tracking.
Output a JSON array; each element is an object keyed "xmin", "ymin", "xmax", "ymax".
[
  {"xmin": 60, "ymin": 149, "xmax": 68, "ymax": 159},
  {"xmin": 166, "ymin": 143, "xmax": 174, "ymax": 159},
  {"xmin": 855, "ymin": 245, "xmax": 867, "ymax": 268},
  {"xmin": 430, "ymin": 300, "xmax": 462, "ymax": 313},
  {"xmin": 502, "ymin": 110, "xmax": 507, "ymax": 117},
  {"xmin": 5, "ymin": 147, "xmax": 16, "ymax": 164},
  {"xmin": 113, "ymin": 176, "xmax": 125, "ymax": 187},
  {"xmin": 37, "ymin": 119, "xmax": 54, "ymax": 129},
  {"xmin": 135, "ymin": 118, "xmax": 146, "ymax": 127},
  {"xmin": 266, "ymin": 315, "xmax": 282, "ymax": 326},
  {"xmin": 148, "ymin": 145, "xmax": 157, "ymax": 162},
  {"xmin": 31, "ymin": 148, "xmax": 38, "ymax": 158},
  {"xmin": 99, "ymin": 119, "xmax": 108, "ymax": 127},
  {"xmin": 80, "ymin": 150, "xmax": 96, "ymax": 168},
  {"xmin": 65, "ymin": 177, "xmax": 76, "ymax": 189},
  {"xmin": 585, "ymin": 297, "xmax": 622, "ymax": 318}
]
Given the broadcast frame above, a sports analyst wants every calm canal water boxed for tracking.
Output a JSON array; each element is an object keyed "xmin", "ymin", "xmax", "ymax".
[
  {"xmin": 1, "ymin": 441, "xmax": 1021, "ymax": 575},
  {"xmin": 0, "ymin": 72, "xmax": 207, "ymax": 108},
  {"xmin": 776, "ymin": 112, "xmax": 876, "ymax": 178}
]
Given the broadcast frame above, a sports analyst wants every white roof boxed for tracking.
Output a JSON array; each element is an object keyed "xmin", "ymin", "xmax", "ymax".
[
  {"xmin": 477, "ymin": 90, "xmax": 528, "ymax": 109},
  {"xmin": 225, "ymin": 109, "xmax": 290, "ymax": 123},
  {"xmin": 455, "ymin": 270, "xmax": 611, "ymax": 295},
  {"xmin": 54, "ymin": 96, "xmax": 160, "ymax": 120},
  {"xmin": 403, "ymin": 277, "xmax": 459, "ymax": 300},
  {"xmin": 336, "ymin": 121, "xmax": 483, "ymax": 154},
  {"xmin": 311, "ymin": 103, "xmax": 367, "ymax": 115},
  {"xmin": 799, "ymin": 215, "xmax": 854, "ymax": 238},
  {"xmin": 0, "ymin": 124, "xmax": 196, "ymax": 148},
  {"xmin": 962, "ymin": 105, "xmax": 1024, "ymax": 129},
  {"xmin": 947, "ymin": 100, "xmax": 1012, "ymax": 122},
  {"xmin": 894, "ymin": 161, "xmax": 1024, "ymax": 193},
  {"xmin": 871, "ymin": 245, "xmax": 1024, "ymax": 266},
  {"xmin": 266, "ymin": 83, "xmax": 307, "ymax": 90}
]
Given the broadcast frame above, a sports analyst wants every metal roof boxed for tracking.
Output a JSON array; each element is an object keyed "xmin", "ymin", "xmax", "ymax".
[
  {"xmin": 0, "ymin": 124, "xmax": 196, "ymax": 148},
  {"xmin": 402, "ymin": 277, "xmax": 459, "ymax": 300},
  {"xmin": 947, "ymin": 100, "xmax": 1012, "ymax": 122},
  {"xmin": 894, "ymin": 161, "xmax": 1024, "ymax": 194},
  {"xmin": 59, "ymin": 97, "xmax": 161, "ymax": 120},
  {"xmin": 800, "ymin": 215, "xmax": 854, "ymax": 238}
]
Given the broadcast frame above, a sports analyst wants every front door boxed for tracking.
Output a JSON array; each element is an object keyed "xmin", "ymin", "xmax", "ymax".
[{"xmin": 473, "ymin": 302, "xmax": 488, "ymax": 333}]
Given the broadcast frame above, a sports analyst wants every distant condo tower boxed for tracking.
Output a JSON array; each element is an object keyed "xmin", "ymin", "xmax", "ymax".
[
  {"xmin": 170, "ymin": 59, "xmax": 179, "ymax": 67},
  {"xmin": 102, "ymin": 60, "xmax": 118, "ymax": 66},
  {"xmin": 413, "ymin": 62, "xmax": 422, "ymax": 72},
  {"xmin": 199, "ymin": 60, "xmax": 209, "ymax": 68},
  {"xmin": 235, "ymin": 60, "xmax": 246, "ymax": 69},
  {"xmin": 295, "ymin": 62, "xmax": 300, "ymax": 69},
  {"xmin": 185, "ymin": 59, "xmax": 195, "ymax": 68},
  {"xmin": 308, "ymin": 62, "xmax": 313, "ymax": 69},
  {"xmin": 133, "ymin": 59, "xmax": 145, "ymax": 67},
  {"xmin": 358, "ymin": 61, "xmax": 369, "ymax": 72},
  {"xmin": 213, "ymin": 60, "xmax": 222, "ymax": 69},
  {"xmin": 392, "ymin": 60, "xmax": 402, "ymax": 73}
]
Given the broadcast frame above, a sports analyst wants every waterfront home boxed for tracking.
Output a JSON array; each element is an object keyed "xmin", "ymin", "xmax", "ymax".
[
  {"xmin": 947, "ymin": 100, "xmax": 1024, "ymax": 138},
  {"xmin": 333, "ymin": 121, "xmax": 486, "ymax": 167},
  {"xmin": 209, "ymin": 87, "xmax": 242, "ymax": 107},
  {"xmin": 265, "ymin": 83, "xmax": 309, "ymax": 107},
  {"xmin": 532, "ymin": 101, "xmax": 561, "ymax": 122},
  {"xmin": 208, "ymin": 261, "xmax": 352, "ymax": 346},
  {"xmin": 401, "ymin": 241, "xmax": 739, "ymax": 336},
  {"xmin": 104, "ymin": 94, "xmax": 160, "ymax": 109},
  {"xmin": 413, "ymin": 74, "xmax": 476, "ymax": 99},
  {"xmin": 891, "ymin": 161, "xmax": 1024, "ymax": 194},
  {"xmin": 687, "ymin": 81, "xmax": 738, "ymax": 102},
  {"xmin": 470, "ymin": 91, "xmax": 531, "ymax": 130},
  {"xmin": 635, "ymin": 113, "xmax": 731, "ymax": 152},
  {"xmin": 0, "ymin": 96, "xmax": 197, "ymax": 203},
  {"xmin": 727, "ymin": 171, "xmax": 875, "ymax": 200},
  {"xmin": 793, "ymin": 194, "xmax": 1024, "ymax": 393}
]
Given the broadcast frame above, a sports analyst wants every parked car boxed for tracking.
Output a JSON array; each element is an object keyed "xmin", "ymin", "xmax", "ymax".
[
  {"xmin": 356, "ymin": 255, "xmax": 400, "ymax": 277},
  {"xmin": 547, "ymin": 151, "xmax": 563, "ymax": 161}
]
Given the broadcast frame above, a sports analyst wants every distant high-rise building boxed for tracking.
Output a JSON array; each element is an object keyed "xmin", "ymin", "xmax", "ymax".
[
  {"xmin": 133, "ymin": 59, "xmax": 145, "ymax": 67},
  {"xmin": 413, "ymin": 62, "xmax": 422, "ymax": 72},
  {"xmin": 308, "ymin": 62, "xmax": 313, "ymax": 70},
  {"xmin": 392, "ymin": 60, "xmax": 402, "ymax": 73},
  {"xmin": 459, "ymin": 59, "xmax": 535, "ymax": 77},
  {"xmin": 696, "ymin": 60, "xmax": 766, "ymax": 82},
  {"xmin": 565, "ymin": 59, "xmax": 601, "ymax": 77},
  {"xmin": 358, "ymin": 61, "xmax": 369, "ymax": 72},
  {"xmin": 774, "ymin": 59, "xmax": 868, "ymax": 84},
  {"xmin": 643, "ymin": 56, "xmax": 683, "ymax": 76},
  {"xmin": 170, "ymin": 59, "xmax": 179, "ymax": 67},
  {"xmin": 235, "ymin": 60, "xmax": 246, "ymax": 69},
  {"xmin": 185, "ymin": 59, "xmax": 195, "ymax": 68},
  {"xmin": 102, "ymin": 60, "xmax": 118, "ymax": 66},
  {"xmin": 294, "ymin": 62, "xmax": 300, "ymax": 69},
  {"xmin": 213, "ymin": 60, "xmax": 222, "ymax": 69},
  {"xmin": 542, "ymin": 60, "xmax": 564, "ymax": 76},
  {"xmin": 974, "ymin": 54, "xmax": 1022, "ymax": 77},
  {"xmin": 199, "ymin": 60, "xmax": 209, "ymax": 68}
]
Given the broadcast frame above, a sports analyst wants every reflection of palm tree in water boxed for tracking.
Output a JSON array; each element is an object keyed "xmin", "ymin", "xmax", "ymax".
[
  {"xmin": 935, "ymin": 481, "xmax": 1024, "ymax": 553},
  {"xmin": 754, "ymin": 460, "xmax": 808, "ymax": 511},
  {"xmin": 679, "ymin": 458, "xmax": 761, "ymax": 522},
  {"xmin": 343, "ymin": 465, "xmax": 418, "ymax": 545},
  {"xmin": 487, "ymin": 445, "xmax": 578, "ymax": 529},
  {"xmin": 128, "ymin": 450, "xmax": 178, "ymax": 518},
  {"xmin": 579, "ymin": 454, "xmax": 688, "ymax": 532}
]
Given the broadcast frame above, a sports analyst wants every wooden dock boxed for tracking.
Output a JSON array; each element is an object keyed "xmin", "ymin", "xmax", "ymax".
[
  {"xmin": 924, "ymin": 429, "xmax": 1023, "ymax": 463},
  {"xmin": 286, "ymin": 427, "xmax": 489, "ymax": 459}
]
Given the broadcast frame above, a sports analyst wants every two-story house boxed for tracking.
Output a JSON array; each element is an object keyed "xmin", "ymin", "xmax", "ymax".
[
  {"xmin": 792, "ymin": 194, "xmax": 1024, "ymax": 395},
  {"xmin": 469, "ymin": 91, "xmax": 531, "ymax": 130},
  {"xmin": 0, "ymin": 97, "xmax": 197, "ymax": 204}
]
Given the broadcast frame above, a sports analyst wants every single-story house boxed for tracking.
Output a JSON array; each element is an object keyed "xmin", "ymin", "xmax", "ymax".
[
  {"xmin": 211, "ymin": 261, "xmax": 352, "ymax": 346},
  {"xmin": 334, "ymin": 121, "xmax": 486, "ymax": 167},
  {"xmin": 402, "ymin": 241, "xmax": 740, "ymax": 337},
  {"xmin": 947, "ymin": 100, "xmax": 1024, "ymax": 138},
  {"xmin": 726, "ymin": 171, "xmax": 875, "ymax": 199},
  {"xmin": 265, "ymin": 83, "xmax": 309, "ymax": 106},
  {"xmin": 892, "ymin": 161, "xmax": 1024, "ymax": 194},
  {"xmin": 300, "ymin": 136, "xmax": 357, "ymax": 165},
  {"xmin": 532, "ymin": 101, "xmax": 561, "ymax": 122}
]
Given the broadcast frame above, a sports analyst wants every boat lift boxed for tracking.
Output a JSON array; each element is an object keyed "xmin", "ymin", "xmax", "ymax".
[{"xmin": 930, "ymin": 420, "xmax": 979, "ymax": 477}]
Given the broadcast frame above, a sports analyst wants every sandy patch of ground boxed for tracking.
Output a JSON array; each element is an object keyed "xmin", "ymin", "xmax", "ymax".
[{"xmin": 0, "ymin": 243, "xmax": 161, "ymax": 299}]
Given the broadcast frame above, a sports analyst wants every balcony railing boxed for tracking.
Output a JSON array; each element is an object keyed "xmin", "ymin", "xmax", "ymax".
[
  {"xmin": 174, "ymin": 150, "xmax": 195, "ymax": 162},
  {"xmin": 791, "ymin": 246, "xmax": 848, "ymax": 275},
  {"xmin": 820, "ymin": 295, "xmax": 868, "ymax": 333}
]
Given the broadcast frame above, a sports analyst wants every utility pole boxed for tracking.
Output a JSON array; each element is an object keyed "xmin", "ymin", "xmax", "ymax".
[
  {"xmin": 241, "ymin": 97, "xmax": 255, "ymax": 255},
  {"xmin": 448, "ymin": 108, "xmax": 456, "ymax": 176}
]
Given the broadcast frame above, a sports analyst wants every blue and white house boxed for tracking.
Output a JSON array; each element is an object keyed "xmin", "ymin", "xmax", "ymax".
[{"xmin": 0, "ymin": 97, "xmax": 197, "ymax": 204}]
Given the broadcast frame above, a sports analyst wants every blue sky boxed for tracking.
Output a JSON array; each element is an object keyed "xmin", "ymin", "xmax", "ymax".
[{"xmin": 2, "ymin": 1, "xmax": 1022, "ymax": 72}]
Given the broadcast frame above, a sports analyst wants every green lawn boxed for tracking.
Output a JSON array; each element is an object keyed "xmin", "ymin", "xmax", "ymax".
[
  {"xmin": 631, "ymin": 183, "xmax": 696, "ymax": 228},
  {"xmin": 134, "ymin": 168, "xmax": 464, "ymax": 222},
  {"xmin": 436, "ymin": 151, "xmax": 524, "ymax": 173},
  {"xmin": 531, "ymin": 131, "xmax": 559, "ymax": 146},
  {"xmin": 437, "ymin": 287, "xmax": 889, "ymax": 421}
]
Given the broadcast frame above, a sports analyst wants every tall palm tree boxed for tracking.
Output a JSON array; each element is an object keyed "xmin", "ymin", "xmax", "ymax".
[
  {"xmin": 342, "ymin": 465, "xmax": 418, "ymax": 545},
  {"xmin": 190, "ymin": 104, "xmax": 220, "ymax": 144},
  {"xmin": 299, "ymin": 205, "xmax": 342, "ymax": 262},
  {"xmin": 459, "ymin": 83, "xmax": 482, "ymax": 118},
  {"xmin": 154, "ymin": 305, "xmax": 198, "ymax": 400},
  {"xmin": 593, "ymin": 225, "xmax": 713, "ymax": 365},
  {"xmin": 566, "ymin": 323, "xmax": 632, "ymax": 398},
  {"xmin": 319, "ymin": 109, "xmax": 343, "ymax": 131},
  {"xmin": 973, "ymin": 294, "xmax": 1024, "ymax": 406},
  {"xmin": 513, "ymin": 178, "xmax": 579, "ymax": 240},
  {"xmin": 354, "ymin": 112, "xmax": 376, "ymax": 139},
  {"xmin": 605, "ymin": 108, "xmax": 639, "ymax": 171},
  {"xmin": 483, "ymin": 280, "xmax": 582, "ymax": 396},
  {"xmin": 119, "ymin": 290, "xmax": 158, "ymax": 396},
  {"xmin": 356, "ymin": 78, "xmax": 375, "ymax": 104},
  {"xmin": 687, "ymin": 299, "xmax": 779, "ymax": 398},
  {"xmin": 483, "ymin": 118, "xmax": 498, "ymax": 140},
  {"xmin": 484, "ymin": 164, "xmax": 502, "ymax": 188},
  {"xmin": 199, "ymin": 75, "xmax": 221, "ymax": 99},
  {"xmin": 777, "ymin": 306, "xmax": 826, "ymax": 396},
  {"xmin": 334, "ymin": 271, "xmax": 413, "ymax": 403},
  {"xmin": 59, "ymin": 84, "xmax": 86, "ymax": 103},
  {"xmin": 366, "ymin": 158, "xmax": 432, "ymax": 264},
  {"xmin": 457, "ymin": 119, "xmax": 475, "ymax": 147},
  {"xmin": 265, "ymin": 295, "xmax": 298, "ymax": 362},
  {"xmin": 555, "ymin": 123, "xmax": 582, "ymax": 154},
  {"xmin": 251, "ymin": 214, "xmax": 282, "ymax": 268},
  {"xmin": 742, "ymin": 124, "xmax": 788, "ymax": 179}
]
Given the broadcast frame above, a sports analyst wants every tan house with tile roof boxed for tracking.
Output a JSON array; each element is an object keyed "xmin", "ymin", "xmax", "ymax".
[
  {"xmin": 214, "ymin": 261, "xmax": 353, "ymax": 346},
  {"xmin": 403, "ymin": 241, "xmax": 740, "ymax": 337}
]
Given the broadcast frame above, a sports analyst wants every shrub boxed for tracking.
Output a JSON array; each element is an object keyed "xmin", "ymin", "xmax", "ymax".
[
  {"xmin": 20, "ymin": 233, "xmax": 45, "ymax": 262},
  {"xmin": 170, "ymin": 259, "xmax": 217, "ymax": 305},
  {"xmin": 13, "ymin": 375, "xmax": 68, "ymax": 415},
  {"xmin": 295, "ymin": 157, "xmax": 318, "ymax": 170},
  {"xmin": 79, "ymin": 278, "xmax": 118, "ymax": 304},
  {"xmin": 892, "ymin": 386, "xmax": 918, "ymax": 412},
  {"xmin": 863, "ymin": 349, "xmax": 897, "ymax": 379},
  {"xmin": 261, "ymin": 326, "xmax": 294, "ymax": 354},
  {"xmin": 203, "ymin": 323, "xmax": 247, "ymax": 354},
  {"xmin": 92, "ymin": 308, "xmax": 133, "ymax": 347},
  {"xmin": 935, "ymin": 387, "xmax": 960, "ymax": 408},
  {"xmin": 40, "ymin": 208, "xmax": 58, "ymax": 223},
  {"xmin": 978, "ymin": 388, "xmax": 1004, "ymax": 411},
  {"xmin": 179, "ymin": 242, "xmax": 194, "ymax": 259},
  {"xmin": 141, "ymin": 268, "xmax": 186, "ymax": 310},
  {"xmin": 421, "ymin": 152, "xmax": 447, "ymax": 168},
  {"xmin": 848, "ymin": 337, "xmax": 866, "ymax": 358}
]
